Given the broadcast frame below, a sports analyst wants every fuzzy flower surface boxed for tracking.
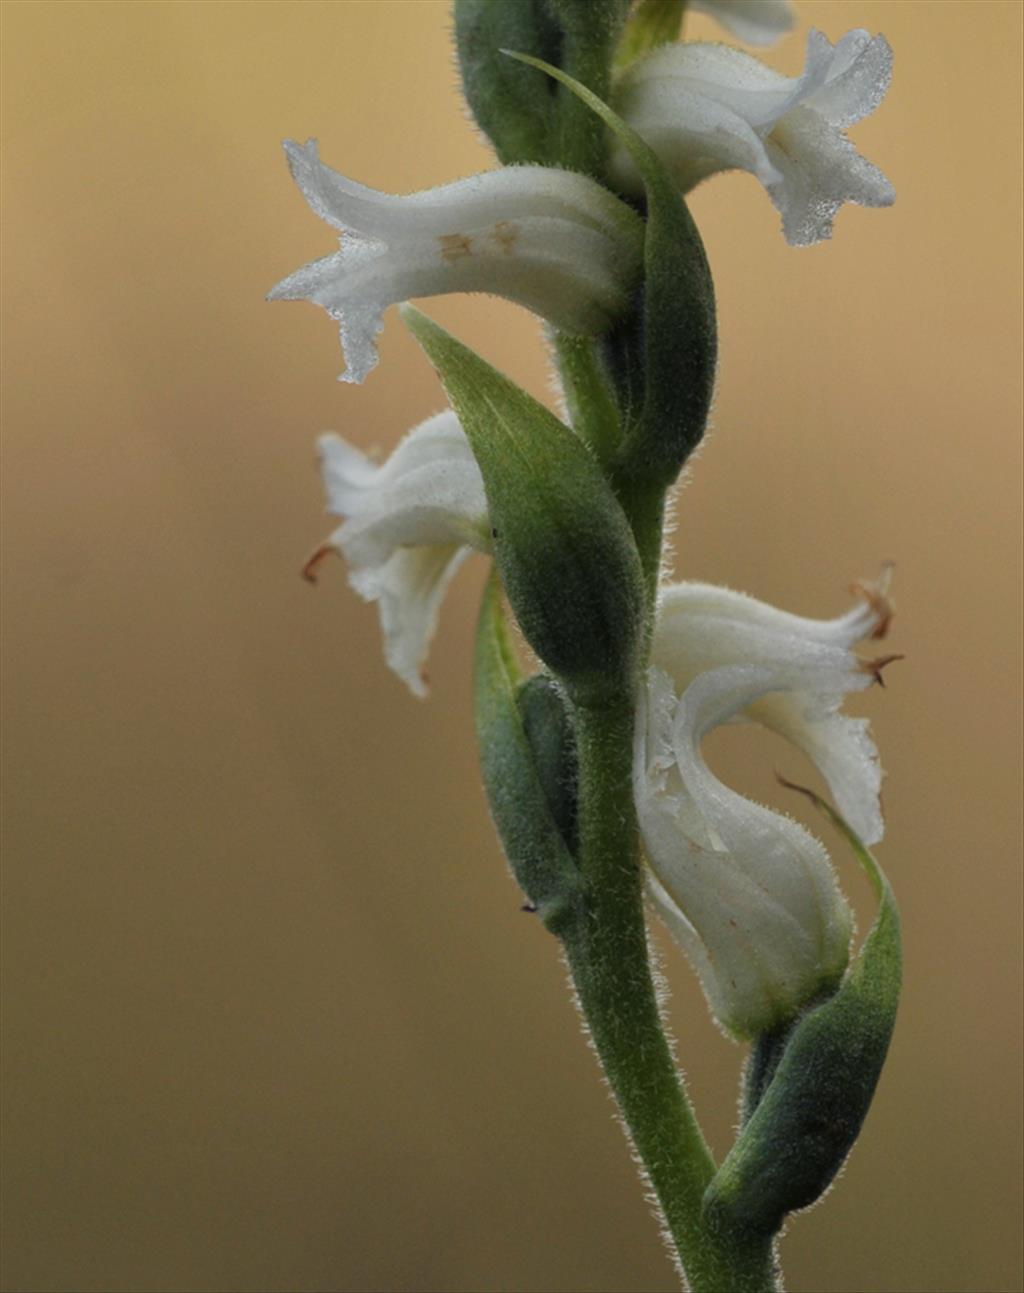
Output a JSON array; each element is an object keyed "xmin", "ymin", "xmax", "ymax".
[
  {"xmin": 650, "ymin": 569, "xmax": 895, "ymax": 845},
  {"xmin": 305, "ymin": 410, "xmax": 490, "ymax": 697},
  {"xmin": 269, "ymin": 140, "xmax": 645, "ymax": 382},
  {"xmin": 635, "ymin": 572, "xmax": 896, "ymax": 1037},
  {"xmin": 611, "ymin": 28, "xmax": 894, "ymax": 244},
  {"xmin": 691, "ymin": 0, "xmax": 795, "ymax": 46}
]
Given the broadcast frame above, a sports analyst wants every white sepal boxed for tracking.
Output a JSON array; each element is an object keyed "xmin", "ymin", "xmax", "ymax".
[
  {"xmin": 612, "ymin": 28, "xmax": 894, "ymax": 244},
  {"xmin": 634, "ymin": 664, "xmax": 855, "ymax": 1039},
  {"xmin": 651, "ymin": 568, "xmax": 895, "ymax": 845},
  {"xmin": 270, "ymin": 141, "xmax": 644, "ymax": 382},
  {"xmin": 690, "ymin": 0, "xmax": 795, "ymax": 47},
  {"xmin": 309, "ymin": 410, "xmax": 489, "ymax": 697}
]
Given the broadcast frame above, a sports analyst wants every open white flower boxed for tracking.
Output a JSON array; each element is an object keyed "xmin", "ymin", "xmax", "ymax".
[
  {"xmin": 611, "ymin": 28, "xmax": 894, "ymax": 245},
  {"xmin": 651, "ymin": 567, "xmax": 896, "ymax": 845},
  {"xmin": 635, "ymin": 661, "xmax": 856, "ymax": 1038},
  {"xmin": 691, "ymin": 0, "xmax": 794, "ymax": 46},
  {"xmin": 269, "ymin": 140, "xmax": 645, "ymax": 382},
  {"xmin": 304, "ymin": 410, "xmax": 489, "ymax": 697}
]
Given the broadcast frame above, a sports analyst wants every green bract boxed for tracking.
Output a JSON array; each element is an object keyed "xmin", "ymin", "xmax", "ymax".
[
  {"xmin": 703, "ymin": 787, "xmax": 902, "ymax": 1240},
  {"xmin": 402, "ymin": 305, "xmax": 645, "ymax": 702},
  {"xmin": 473, "ymin": 580, "xmax": 581, "ymax": 934},
  {"xmin": 516, "ymin": 673, "xmax": 579, "ymax": 858}
]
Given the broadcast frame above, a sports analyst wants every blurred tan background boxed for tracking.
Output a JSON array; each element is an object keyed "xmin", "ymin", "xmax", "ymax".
[{"xmin": 2, "ymin": 2, "xmax": 1021, "ymax": 1291}]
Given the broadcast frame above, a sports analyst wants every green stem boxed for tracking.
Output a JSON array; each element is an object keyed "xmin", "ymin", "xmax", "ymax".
[
  {"xmin": 552, "ymin": 332, "xmax": 621, "ymax": 466},
  {"xmin": 563, "ymin": 698, "xmax": 778, "ymax": 1292},
  {"xmin": 558, "ymin": 26, "xmax": 614, "ymax": 175},
  {"xmin": 614, "ymin": 474, "xmax": 666, "ymax": 611}
]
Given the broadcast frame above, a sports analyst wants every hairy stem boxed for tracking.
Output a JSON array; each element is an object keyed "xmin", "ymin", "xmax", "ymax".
[{"xmin": 562, "ymin": 698, "xmax": 777, "ymax": 1291}]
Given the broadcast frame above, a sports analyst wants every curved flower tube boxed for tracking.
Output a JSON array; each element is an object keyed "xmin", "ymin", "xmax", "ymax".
[
  {"xmin": 651, "ymin": 567, "xmax": 896, "ymax": 845},
  {"xmin": 305, "ymin": 410, "xmax": 490, "ymax": 697},
  {"xmin": 269, "ymin": 140, "xmax": 645, "ymax": 382},
  {"xmin": 691, "ymin": 0, "xmax": 794, "ymax": 46},
  {"xmin": 611, "ymin": 28, "xmax": 894, "ymax": 245},
  {"xmin": 634, "ymin": 662, "xmax": 856, "ymax": 1039}
]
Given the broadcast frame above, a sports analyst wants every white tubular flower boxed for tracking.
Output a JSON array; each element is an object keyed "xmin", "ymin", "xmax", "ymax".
[
  {"xmin": 269, "ymin": 140, "xmax": 645, "ymax": 383},
  {"xmin": 304, "ymin": 410, "xmax": 489, "ymax": 697},
  {"xmin": 690, "ymin": 0, "xmax": 795, "ymax": 46},
  {"xmin": 634, "ymin": 663, "xmax": 856, "ymax": 1038},
  {"xmin": 651, "ymin": 567, "xmax": 896, "ymax": 845},
  {"xmin": 611, "ymin": 28, "xmax": 895, "ymax": 245}
]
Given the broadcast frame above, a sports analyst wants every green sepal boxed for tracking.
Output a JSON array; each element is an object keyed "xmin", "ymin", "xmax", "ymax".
[
  {"xmin": 454, "ymin": 0, "xmax": 561, "ymax": 164},
  {"xmin": 402, "ymin": 305, "xmax": 645, "ymax": 702},
  {"xmin": 474, "ymin": 578, "xmax": 582, "ymax": 935},
  {"xmin": 614, "ymin": 0, "xmax": 686, "ymax": 73},
  {"xmin": 703, "ymin": 784, "xmax": 902, "ymax": 1240},
  {"xmin": 505, "ymin": 53, "xmax": 716, "ymax": 489},
  {"xmin": 516, "ymin": 674, "xmax": 579, "ymax": 858}
]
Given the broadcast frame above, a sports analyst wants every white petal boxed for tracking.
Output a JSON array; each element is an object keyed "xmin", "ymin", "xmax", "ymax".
[
  {"xmin": 808, "ymin": 31, "xmax": 894, "ymax": 129},
  {"xmin": 620, "ymin": 34, "xmax": 832, "ymax": 131},
  {"xmin": 689, "ymin": 0, "xmax": 795, "ymax": 46},
  {"xmin": 757, "ymin": 698, "xmax": 883, "ymax": 844},
  {"xmin": 635, "ymin": 666, "xmax": 853, "ymax": 1038},
  {"xmin": 610, "ymin": 79, "xmax": 780, "ymax": 194},
  {"xmin": 280, "ymin": 139, "xmax": 643, "ymax": 243},
  {"xmin": 353, "ymin": 545, "xmax": 470, "ymax": 699},
  {"xmin": 319, "ymin": 411, "xmax": 478, "ymax": 517},
  {"xmin": 651, "ymin": 574, "xmax": 893, "ymax": 844},
  {"xmin": 312, "ymin": 411, "xmax": 490, "ymax": 696},
  {"xmin": 271, "ymin": 143, "xmax": 644, "ymax": 382},
  {"xmin": 655, "ymin": 571, "xmax": 893, "ymax": 655},
  {"xmin": 615, "ymin": 28, "xmax": 894, "ymax": 245},
  {"xmin": 765, "ymin": 106, "xmax": 894, "ymax": 245}
]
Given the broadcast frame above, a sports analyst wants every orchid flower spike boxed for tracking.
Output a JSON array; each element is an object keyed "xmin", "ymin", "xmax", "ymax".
[
  {"xmin": 634, "ymin": 662, "xmax": 856, "ymax": 1039},
  {"xmin": 611, "ymin": 28, "xmax": 895, "ymax": 245},
  {"xmin": 691, "ymin": 0, "xmax": 795, "ymax": 46},
  {"xmin": 269, "ymin": 140, "xmax": 645, "ymax": 382},
  {"xmin": 651, "ymin": 567, "xmax": 896, "ymax": 846},
  {"xmin": 305, "ymin": 410, "xmax": 489, "ymax": 697}
]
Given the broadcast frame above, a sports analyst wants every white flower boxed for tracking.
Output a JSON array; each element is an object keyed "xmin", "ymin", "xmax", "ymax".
[
  {"xmin": 611, "ymin": 28, "xmax": 894, "ymax": 245},
  {"xmin": 304, "ymin": 410, "xmax": 489, "ymax": 697},
  {"xmin": 635, "ymin": 662, "xmax": 855, "ymax": 1039},
  {"xmin": 650, "ymin": 567, "xmax": 896, "ymax": 845},
  {"xmin": 690, "ymin": 0, "xmax": 794, "ymax": 46},
  {"xmin": 635, "ymin": 569, "xmax": 897, "ymax": 1036},
  {"xmin": 269, "ymin": 140, "xmax": 645, "ymax": 383}
]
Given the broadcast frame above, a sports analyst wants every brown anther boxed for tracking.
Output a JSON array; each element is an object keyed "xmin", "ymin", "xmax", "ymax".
[
  {"xmin": 851, "ymin": 560, "xmax": 896, "ymax": 639},
  {"xmin": 860, "ymin": 653, "xmax": 905, "ymax": 687},
  {"xmin": 301, "ymin": 543, "xmax": 336, "ymax": 584},
  {"xmin": 439, "ymin": 233, "xmax": 473, "ymax": 262}
]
